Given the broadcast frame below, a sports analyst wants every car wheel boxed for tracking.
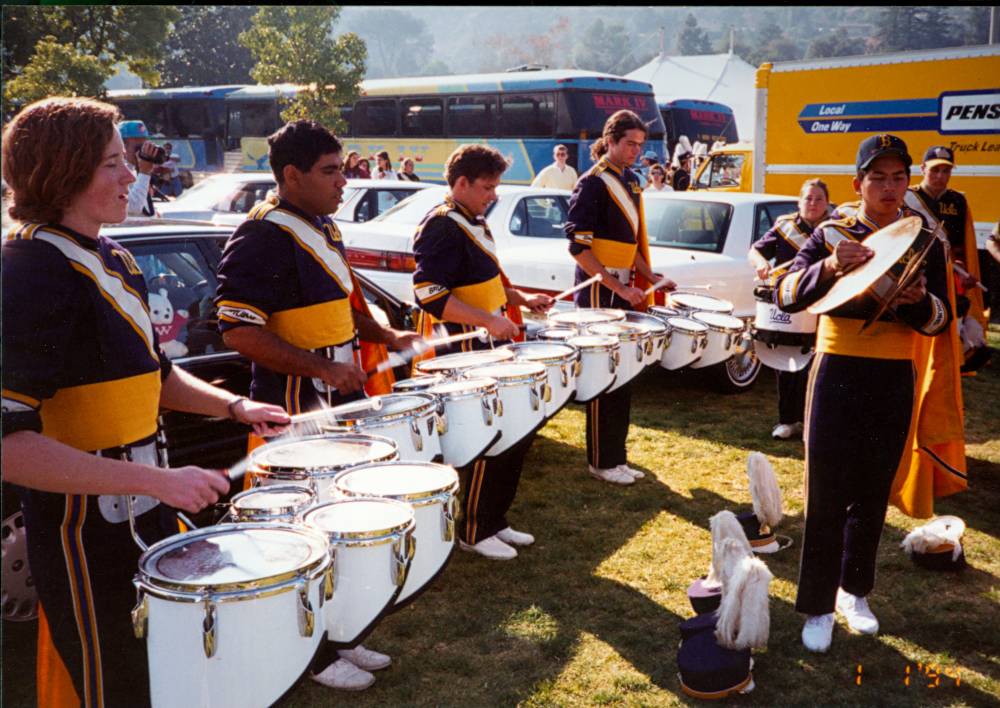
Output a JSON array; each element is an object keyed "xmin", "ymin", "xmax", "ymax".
[{"xmin": 708, "ymin": 341, "xmax": 761, "ymax": 394}]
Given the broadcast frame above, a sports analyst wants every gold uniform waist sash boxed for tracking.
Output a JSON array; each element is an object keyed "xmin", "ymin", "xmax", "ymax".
[{"xmin": 816, "ymin": 315, "xmax": 916, "ymax": 360}]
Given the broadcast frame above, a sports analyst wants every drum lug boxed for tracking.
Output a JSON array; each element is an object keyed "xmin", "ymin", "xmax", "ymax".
[
  {"xmin": 480, "ymin": 396, "xmax": 494, "ymax": 426},
  {"xmin": 442, "ymin": 496, "xmax": 456, "ymax": 543},
  {"xmin": 435, "ymin": 400, "xmax": 448, "ymax": 434},
  {"xmin": 637, "ymin": 342, "xmax": 647, "ymax": 362},
  {"xmin": 700, "ymin": 334, "xmax": 708, "ymax": 349},
  {"xmin": 296, "ymin": 581, "xmax": 315, "ymax": 639},
  {"xmin": 560, "ymin": 364, "xmax": 569, "ymax": 388},
  {"xmin": 724, "ymin": 333, "xmax": 733, "ymax": 350},
  {"xmin": 574, "ymin": 360, "xmax": 582, "ymax": 377},
  {"xmin": 409, "ymin": 418, "xmax": 424, "ymax": 452},
  {"xmin": 202, "ymin": 597, "xmax": 217, "ymax": 659},
  {"xmin": 391, "ymin": 533, "xmax": 412, "ymax": 588},
  {"xmin": 609, "ymin": 350, "xmax": 620, "ymax": 374},
  {"xmin": 131, "ymin": 589, "xmax": 147, "ymax": 639},
  {"xmin": 494, "ymin": 396, "xmax": 503, "ymax": 417},
  {"xmin": 529, "ymin": 385, "xmax": 540, "ymax": 411},
  {"xmin": 542, "ymin": 382, "xmax": 552, "ymax": 404},
  {"xmin": 323, "ymin": 553, "xmax": 335, "ymax": 602}
]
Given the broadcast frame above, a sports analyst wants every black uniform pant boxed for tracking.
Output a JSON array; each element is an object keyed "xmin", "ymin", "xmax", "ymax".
[
  {"xmin": 20, "ymin": 489, "xmax": 171, "ymax": 708},
  {"xmin": 776, "ymin": 366, "xmax": 809, "ymax": 425},
  {"xmin": 795, "ymin": 353, "xmax": 914, "ymax": 615},
  {"xmin": 457, "ymin": 430, "xmax": 537, "ymax": 544}
]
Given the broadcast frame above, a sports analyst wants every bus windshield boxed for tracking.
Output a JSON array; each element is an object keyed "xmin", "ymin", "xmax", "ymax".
[{"xmin": 564, "ymin": 91, "xmax": 664, "ymax": 139}]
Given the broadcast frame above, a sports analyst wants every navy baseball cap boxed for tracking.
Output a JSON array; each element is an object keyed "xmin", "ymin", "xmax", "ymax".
[
  {"xmin": 856, "ymin": 134, "xmax": 912, "ymax": 171},
  {"xmin": 922, "ymin": 145, "xmax": 955, "ymax": 168}
]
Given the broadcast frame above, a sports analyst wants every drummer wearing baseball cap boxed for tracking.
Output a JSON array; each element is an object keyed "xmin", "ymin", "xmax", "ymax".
[{"xmin": 773, "ymin": 133, "xmax": 953, "ymax": 653}]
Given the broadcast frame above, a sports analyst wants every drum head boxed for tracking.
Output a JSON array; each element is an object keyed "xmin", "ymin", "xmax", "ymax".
[
  {"xmin": 466, "ymin": 361, "xmax": 546, "ymax": 381},
  {"xmin": 625, "ymin": 312, "xmax": 668, "ymax": 332},
  {"xmin": 392, "ymin": 375, "xmax": 445, "ymax": 392},
  {"xmin": 253, "ymin": 435, "xmax": 398, "ymax": 473},
  {"xmin": 336, "ymin": 462, "xmax": 459, "ymax": 501},
  {"xmin": 670, "ymin": 293, "xmax": 733, "ymax": 313},
  {"xmin": 692, "ymin": 312, "xmax": 744, "ymax": 332},
  {"xmin": 536, "ymin": 328, "xmax": 576, "ymax": 341},
  {"xmin": 667, "ymin": 317, "xmax": 709, "ymax": 333},
  {"xmin": 429, "ymin": 377, "xmax": 496, "ymax": 396},
  {"xmin": 550, "ymin": 308, "xmax": 626, "ymax": 326},
  {"xmin": 416, "ymin": 349, "xmax": 513, "ymax": 373},
  {"xmin": 304, "ymin": 499, "xmax": 413, "ymax": 539},
  {"xmin": 649, "ymin": 305, "xmax": 682, "ymax": 320},
  {"xmin": 140, "ymin": 525, "xmax": 328, "ymax": 589},
  {"xmin": 568, "ymin": 334, "xmax": 618, "ymax": 348},
  {"xmin": 232, "ymin": 486, "xmax": 315, "ymax": 513},
  {"xmin": 330, "ymin": 394, "xmax": 433, "ymax": 421},
  {"xmin": 505, "ymin": 341, "xmax": 576, "ymax": 361},
  {"xmin": 588, "ymin": 322, "xmax": 643, "ymax": 339}
]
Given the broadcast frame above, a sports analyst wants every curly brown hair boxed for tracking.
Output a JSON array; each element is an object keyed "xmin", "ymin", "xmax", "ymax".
[
  {"xmin": 444, "ymin": 144, "xmax": 509, "ymax": 187},
  {"xmin": 590, "ymin": 110, "xmax": 648, "ymax": 162},
  {"xmin": 2, "ymin": 97, "xmax": 121, "ymax": 224}
]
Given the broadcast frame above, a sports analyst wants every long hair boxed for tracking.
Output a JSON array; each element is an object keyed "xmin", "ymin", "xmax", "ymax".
[
  {"xmin": 589, "ymin": 110, "xmax": 647, "ymax": 162},
  {"xmin": 2, "ymin": 97, "xmax": 121, "ymax": 224}
]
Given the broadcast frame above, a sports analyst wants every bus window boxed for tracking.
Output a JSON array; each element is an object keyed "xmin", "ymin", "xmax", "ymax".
[
  {"xmin": 355, "ymin": 99, "xmax": 398, "ymax": 136},
  {"xmin": 338, "ymin": 105, "xmax": 353, "ymax": 136},
  {"xmin": 401, "ymin": 98, "xmax": 443, "ymax": 137},
  {"xmin": 227, "ymin": 102, "xmax": 279, "ymax": 141},
  {"xmin": 168, "ymin": 101, "xmax": 210, "ymax": 138},
  {"xmin": 447, "ymin": 95, "xmax": 497, "ymax": 136},
  {"xmin": 564, "ymin": 92, "xmax": 664, "ymax": 142},
  {"xmin": 500, "ymin": 93, "xmax": 556, "ymax": 137}
]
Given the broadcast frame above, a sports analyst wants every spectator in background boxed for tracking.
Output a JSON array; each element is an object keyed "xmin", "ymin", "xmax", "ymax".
[
  {"xmin": 156, "ymin": 142, "xmax": 184, "ymax": 198},
  {"xmin": 644, "ymin": 163, "xmax": 673, "ymax": 192},
  {"xmin": 119, "ymin": 120, "xmax": 164, "ymax": 216},
  {"xmin": 358, "ymin": 158, "xmax": 372, "ymax": 179},
  {"xmin": 672, "ymin": 151, "xmax": 692, "ymax": 191},
  {"xmin": 531, "ymin": 144, "xmax": 578, "ymax": 190},
  {"xmin": 397, "ymin": 157, "xmax": 421, "ymax": 182},
  {"xmin": 374, "ymin": 150, "xmax": 397, "ymax": 180},
  {"xmin": 344, "ymin": 150, "xmax": 363, "ymax": 178}
]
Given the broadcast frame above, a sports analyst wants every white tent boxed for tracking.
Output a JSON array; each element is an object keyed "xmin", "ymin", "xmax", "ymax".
[{"xmin": 627, "ymin": 52, "xmax": 757, "ymax": 140}]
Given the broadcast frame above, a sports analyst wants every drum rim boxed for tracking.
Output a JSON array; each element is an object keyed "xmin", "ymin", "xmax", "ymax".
[
  {"xmin": 465, "ymin": 361, "xmax": 548, "ymax": 385},
  {"xmin": 326, "ymin": 392, "xmax": 438, "ymax": 427},
  {"xmin": 428, "ymin": 376, "xmax": 499, "ymax": 399},
  {"xmin": 586, "ymin": 322, "xmax": 648, "ymax": 342},
  {"xmin": 549, "ymin": 308, "xmax": 626, "ymax": 325},
  {"xmin": 333, "ymin": 460, "xmax": 460, "ymax": 504},
  {"xmin": 391, "ymin": 374, "xmax": 446, "ymax": 391},
  {"xmin": 251, "ymin": 433, "xmax": 400, "ymax": 477},
  {"xmin": 691, "ymin": 311, "xmax": 746, "ymax": 333},
  {"xmin": 624, "ymin": 312, "xmax": 669, "ymax": 333},
  {"xmin": 536, "ymin": 327, "xmax": 578, "ymax": 340},
  {"xmin": 303, "ymin": 497, "xmax": 416, "ymax": 543},
  {"xmin": 415, "ymin": 349, "xmax": 514, "ymax": 373},
  {"xmin": 502, "ymin": 341, "xmax": 580, "ymax": 364},
  {"xmin": 231, "ymin": 484, "xmax": 317, "ymax": 518},
  {"xmin": 568, "ymin": 334, "xmax": 620, "ymax": 350},
  {"xmin": 136, "ymin": 522, "xmax": 330, "ymax": 597},
  {"xmin": 666, "ymin": 316, "xmax": 710, "ymax": 333},
  {"xmin": 670, "ymin": 292, "xmax": 733, "ymax": 312}
]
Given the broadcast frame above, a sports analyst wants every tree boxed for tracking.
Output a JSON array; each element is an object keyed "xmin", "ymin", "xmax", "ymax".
[
  {"xmin": 344, "ymin": 9, "xmax": 434, "ymax": 78},
  {"xmin": 574, "ymin": 19, "xmax": 636, "ymax": 74},
  {"xmin": 158, "ymin": 7, "xmax": 255, "ymax": 87},
  {"xmin": 873, "ymin": 6, "xmax": 958, "ymax": 52},
  {"xmin": 805, "ymin": 33, "xmax": 858, "ymax": 60},
  {"xmin": 960, "ymin": 6, "xmax": 990, "ymax": 45},
  {"xmin": 239, "ymin": 7, "xmax": 366, "ymax": 133},
  {"xmin": 482, "ymin": 17, "xmax": 572, "ymax": 73},
  {"xmin": 3, "ymin": 36, "xmax": 107, "ymax": 107},
  {"xmin": 676, "ymin": 13, "xmax": 711, "ymax": 55}
]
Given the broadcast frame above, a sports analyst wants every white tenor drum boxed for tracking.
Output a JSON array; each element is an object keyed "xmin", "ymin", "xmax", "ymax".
[
  {"xmin": 586, "ymin": 322, "xmax": 651, "ymax": 391},
  {"xmin": 323, "ymin": 393, "xmax": 443, "ymax": 462},
  {"xmin": 391, "ymin": 374, "xmax": 446, "ymax": 393},
  {"xmin": 661, "ymin": 318, "xmax": 708, "ymax": 370},
  {"xmin": 229, "ymin": 485, "xmax": 316, "ymax": 523},
  {"xmin": 302, "ymin": 498, "xmax": 415, "ymax": 645},
  {"xmin": 548, "ymin": 308, "xmax": 626, "ymax": 331},
  {"xmin": 465, "ymin": 361, "xmax": 550, "ymax": 455},
  {"xmin": 414, "ymin": 349, "xmax": 513, "ymax": 378},
  {"xmin": 567, "ymin": 334, "xmax": 619, "ymax": 402},
  {"xmin": 752, "ymin": 283, "xmax": 817, "ymax": 372},
  {"xmin": 133, "ymin": 523, "xmax": 332, "ymax": 708},
  {"xmin": 690, "ymin": 312, "xmax": 747, "ymax": 369},
  {"xmin": 625, "ymin": 311, "xmax": 671, "ymax": 365},
  {"xmin": 249, "ymin": 434, "xmax": 399, "ymax": 500},
  {"xmin": 536, "ymin": 327, "xmax": 577, "ymax": 343},
  {"xmin": 669, "ymin": 292, "xmax": 735, "ymax": 316},
  {"xmin": 428, "ymin": 377, "xmax": 502, "ymax": 468},
  {"xmin": 501, "ymin": 341, "xmax": 580, "ymax": 418},
  {"xmin": 333, "ymin": 461, "xmax": 459, "ymax": 605}
]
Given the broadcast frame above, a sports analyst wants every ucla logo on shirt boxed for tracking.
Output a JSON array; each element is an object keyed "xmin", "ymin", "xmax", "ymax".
[
  {"xmin": 630, "ymin": 183, "xmax": 643, "ymax": 194},
  {"xmin": 939, "ymin": 202, "xmax": 958, "ymax": 216},
  {"xmin": 112, "ymin": 248, "xmax": 144, "ymax": 276}
]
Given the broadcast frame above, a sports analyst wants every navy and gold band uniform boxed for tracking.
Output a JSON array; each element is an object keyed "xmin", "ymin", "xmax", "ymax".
[
  {"xmin": 774, "ymin": 207, "xmax": 952, "ymax": 615},
  {"xmin": 565, "ymin": 157, "xmax": 642, "ymax": 469},
  {"xmin": 215, "ymin": 195, "xmax": 363, "ymax": 416},
  {"xmin": 2, "ymin": 223, "xmax": 176, "ymax": 707},
  {"xmin": 412, "ymin": 197, "xmax": 535, "ymax": 544},
  {"xmin": 752, "ymin": 212, "xmax": 815, "ymax": 425}
]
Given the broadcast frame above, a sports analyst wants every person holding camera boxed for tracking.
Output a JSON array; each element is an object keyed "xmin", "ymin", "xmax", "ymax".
[{"xmin": 119, "ymin": 120, "xmax": 166, "ymax": 216}]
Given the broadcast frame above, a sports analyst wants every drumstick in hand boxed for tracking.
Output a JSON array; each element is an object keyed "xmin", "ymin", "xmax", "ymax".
[
  {"xmin": 365, "ymin": 327, "xmax": 490, "ymax": 375},
  {"xmin": 551, "ymin": 273, "xmax": 602, "ymax": 301},
  {"xmin": 644, "ymin": 281, "xmax": 712, "ymax": 296}
]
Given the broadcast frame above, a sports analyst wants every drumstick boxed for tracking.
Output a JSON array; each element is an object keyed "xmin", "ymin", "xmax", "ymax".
[
  {"xmin": 365, "ymin": 327, "xmax": 490, "ymax": 375},
  {"xmin": 954, "ymin": 263, "xmax": 988, "ymax": 293},
  {"xmin": 551, "ymin": 273, "xmax": 602, "ymax": 301},
  {"xmin": 643, "ymin": 281, "xmax": 712, "ymax": 296}
]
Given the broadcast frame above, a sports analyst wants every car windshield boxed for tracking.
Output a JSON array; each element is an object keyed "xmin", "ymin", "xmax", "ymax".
[
  {"xmin": 643, "ymin": 198, "xmax": 734, "ymax": 253},
  {"xmin": 169, "ymin": 177, "xmax": 261, "ymax": 211},
  {"xmin": 374, "ymin": 187, "xmax": 449, "ymax": 224}
]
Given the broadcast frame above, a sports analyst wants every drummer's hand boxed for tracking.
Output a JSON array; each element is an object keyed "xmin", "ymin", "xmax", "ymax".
[
  {"xmin": 755, "ymin": 262, "xmax": 771, "ymax": 279},
  {"xmin": 320, "ymin": 361, "xmax": 368, "ymax": 393},
  {"xmin": 954, "ymin": 262, "xmax": 979, "ymax": 290},
  {"xmin": 388, "ymin": 330, "xmax": 423, "ymax": 352},
  {"xmin": 523, "ymin": 292, "xmax": 554, "ymax": 314},
  {"xmin": 230, "ymin": 399, "xmax": 290, "ymax": 437},
  {"xmin": 894, "ymin": 273, "xmax": 927, "ymax": 306},
  {"xmin": 828, "ymin": 240, "xmax": 873, "ymax": 274},
  {"xmin": 486, "ymin": 315, "xmax": 520, "ymax": 340},
  {"xmin": 618, "ymin": 285, "xmax": 646, "ymax": 306},
  {"xmin": 653, "ymin": 275, "xmax": 677, "ymax": 292},
  {"xmin": 151, "ymin": 466, "xmax": 230, "ymax": 513}
]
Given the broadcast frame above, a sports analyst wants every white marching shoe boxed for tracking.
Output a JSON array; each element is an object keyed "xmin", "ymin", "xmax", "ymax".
[
  {"xmin": 337, "ymin": 645, "xmax": 392, "ymax": 671},
  {"xmin": 836, "ymin": 589, "xmax": 879, "ymax": 635},
  {"xmin": 497, "ymin": 526, "xmax": 535, "ymax": 546},
  {"xmin": 616, "ymin": 463, "xmax": 645, "ymax": 480},
  {"xmin": 588, "ymin": 465, "xmax": 635, "ymax": 485},
  {"xmin": 801, "ymin": 613, "xmax": 835, "ymax": 653},
  {"xmin": 310, "ymin": 659, "xmax": 375, "ymax": 691},
  {"xmin": 459, "ymin": 534, "xmax": 518, "ymax": 560}
]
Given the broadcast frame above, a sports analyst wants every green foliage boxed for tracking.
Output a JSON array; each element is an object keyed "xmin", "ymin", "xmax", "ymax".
[
  {"xmin": 875, "ymin": 6, "xmax": 958, "ymax": 53},
  {"xmin": 961, "ymin": 6, "xmax": 990, "ymax": 46},
  {"xmin": 344, "ymin": 9, "xmax": 434, "ymax": 79},
  {"xmin": 482, "ymin": 17, "xmax": 573, "ymax": 74},
  {"xmin": 239, "ymin": 6, "xmax": 365, "ymax": 133},
  {"xmin": 676, "ymin": 13, "xmax": 711, "ymax": 55},
  {"xmin": 574, "ymin": 19, "xmax": 635, "ymax": 74},
  {"xmin": 3, "ymin": 36, "xmax": 108, "ymax": 107},
  {"xmin": 806, "ymin": 32, "xmax": 860, "ymax": 60},
  {"xmin": 158, "ymin": 7, "xmax": 256, "ymax": 88}
]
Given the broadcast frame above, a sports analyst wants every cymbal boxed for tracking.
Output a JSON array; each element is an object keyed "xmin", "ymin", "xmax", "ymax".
[{"xmin": 808, "ymin": 216, "xmax": 924, "ymax": 314}]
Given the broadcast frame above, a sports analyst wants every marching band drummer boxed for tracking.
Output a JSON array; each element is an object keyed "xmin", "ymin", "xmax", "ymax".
[
  {"xmin": 412, "ymin": 144, "xmax": 554, "ymax": 561},
  {"xmin": 214, "ymin": 120, "xmax": 422, "ymax": 691},
  {"xmin": 1, "ymin": 97, "xmax": 289, "ymax": 707},
  {"xmin": 774, "ymin": 134, "xmax": 952, "ymax": 653},
  {"xmin": 748, "ymin": 179, "xmax": 830, "ymax": 440},
  {"xmin": 565, "ymin": 109, "xmax": 675, "ymax": 486}
]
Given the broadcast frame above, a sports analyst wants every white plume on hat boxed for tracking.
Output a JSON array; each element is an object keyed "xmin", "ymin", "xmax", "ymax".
[
  {"xmin": 901, "ymin": 516, "xmax": 966, "ymax": 561},
  {"xmin": 747, "ymin": 452, "xmax": 783, "ymax": 530},
  {"xmin": 706, "ymin": 510, "xmax": 753, "ymax": 588},
  {"xmin": 715, "ymin": 555, "xmax": 773, "ymax": 650}
]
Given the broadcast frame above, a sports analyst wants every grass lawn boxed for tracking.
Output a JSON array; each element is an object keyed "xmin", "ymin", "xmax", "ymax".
[{"xmin": 3, "ymin": 339, "xmax": 998, "ymax": 707}]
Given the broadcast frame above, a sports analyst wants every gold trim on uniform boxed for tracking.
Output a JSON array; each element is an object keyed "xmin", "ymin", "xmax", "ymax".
[
  {"xmin": 921, "ymin": 293, "xmax": 948, "ymax": 335},
  {"xmin": 266, "ymin": 299, "xmax": 355, "ymax": 350},
  {"xmin": 777, "ymin": 270, "xmax": 804, "ymax": 308},
  {"xmin": 217, "ymin": 299, "xmax": 269, "ymax": 327},
  {"xmin": 816, "ymin": 316, "xmax": 915, "ymax": 360},
  {"xmin": 590, "ymin": 238, "xmax": 637, "ymax": 268},
  {"xmin": 451, "ymin": 275, "xmax": 507, "ymax": 314}
]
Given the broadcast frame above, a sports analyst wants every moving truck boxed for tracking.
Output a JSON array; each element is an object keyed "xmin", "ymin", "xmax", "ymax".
[{"xmin": 691, "ymin": 44, "xmax": 1000, "ymax": 247}]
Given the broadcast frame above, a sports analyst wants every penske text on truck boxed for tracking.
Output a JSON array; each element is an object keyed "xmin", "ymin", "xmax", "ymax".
[{"xmin": 693, "ymin": 45, "xmax": 999, "ymax": 247}]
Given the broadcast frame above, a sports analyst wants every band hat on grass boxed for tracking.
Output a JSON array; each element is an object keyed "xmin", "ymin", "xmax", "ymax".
[
  {"xmin": 901, "ymin": 515, "xmax": 967, "ymax": 572},
  {"xmin": 922, "ymin": 145, "xmax": 956, "ymax": 169},
  {"xmin": 737, "ymin": 452, "xmax": 784, "ymax": 554},
  {"xmin": 688, "ymin": 510, "xmax": 754, "ymax": 615}
]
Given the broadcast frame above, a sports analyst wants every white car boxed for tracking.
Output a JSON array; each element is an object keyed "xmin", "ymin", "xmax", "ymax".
[{"xmin": 156, "ymin": 174, "xmax": 428, "ymax": 226}]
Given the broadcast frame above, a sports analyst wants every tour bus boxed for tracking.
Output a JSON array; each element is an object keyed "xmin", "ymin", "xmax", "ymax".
[
  {"xmin": 658, "ymin": 98, "xmax": 739, "ymax": 158},
  {"xmin": 226, "ymin": 70, "xmax": 667, "ymax": 183},
  {"xmin": 107, "ymin": 85, "xmax": 245, "ymax": 176}
]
